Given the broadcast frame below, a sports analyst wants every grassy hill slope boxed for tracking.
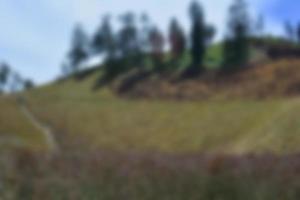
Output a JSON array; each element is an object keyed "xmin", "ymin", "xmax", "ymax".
[
  {"xmin": 0, "ymin": 97, "xmax": 48, "ymax": 151},
  {"xmin": 24, "ymin": 63, "xmax": 300, "ymax": 154}
]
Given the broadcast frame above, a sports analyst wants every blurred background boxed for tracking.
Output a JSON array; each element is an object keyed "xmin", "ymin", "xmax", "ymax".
[
  {"xmin": 0, "ymin": 0, "xmax": 297, "ymax": 85},
  {"xmin": 2, "ymin": 0, "xmax": 300, "ymax": 199}
]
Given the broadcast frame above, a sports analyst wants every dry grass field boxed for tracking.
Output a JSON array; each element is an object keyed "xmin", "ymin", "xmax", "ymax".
[
  {"xmin": 2, "ymin": 60, "xmax": 300, "ymax": 199},
  {"xmin": 0, "ymin": 97, "xmax": 48, "ymax": 151},
  {"xmin": 24, "ymin": 62, "xmax": 300, "ymax": 154}
]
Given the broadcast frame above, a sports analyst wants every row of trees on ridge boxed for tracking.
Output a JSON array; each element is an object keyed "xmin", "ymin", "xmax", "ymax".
[{"xmin": 63, "ymin": 0, "xmax": 300, "ymax": 80}]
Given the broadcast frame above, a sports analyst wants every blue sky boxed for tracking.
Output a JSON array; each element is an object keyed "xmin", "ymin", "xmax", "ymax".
[
  {"xmin": 0, "ymin": 0, "xmax": 297, "ymax": 84},
  {"xmin": 264, "ymin": 0, "xmax": 300, "ymax": 28}
]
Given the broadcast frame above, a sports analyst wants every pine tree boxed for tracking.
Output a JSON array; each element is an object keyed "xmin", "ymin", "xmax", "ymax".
[
  {"xmin": 285, "ymin": 21, "xmax": 296, "ymax": 42},
  {"xmin": 149, "ymin": 27, "xmax": 165, "ymax": 71},
  {"xmin": 137, "ymin": 13, "xmax": 152, "ymax": 68},
  {"xmin": 222, "ymin": 0, "xmax": 251, "ymax": 72},
  {"xmin": 169, "ymin": 18, "xmax": 186, "ymax": 64},
  {"xmin": 297, "ymin": 23, "xmax": 300, "ymax": 44},
  {"xmin": 24, "ymin": 79, "xmax": 34, "ymax": 90},
  {"xmin": 92, "ymin": 15, "xmax": 116, "ymax": 58},
  {"xmin": 68, "ymin": 24, "xmax": 89, "ymax": 72},
  {"xmin": 186, "ymin": 1, "xmax": 214, "ymax": 76},
  {"xmin": 92, "ymin": 17, "xmax": 107, "ymax": 55},
  {"xmin": 91, "ymin": 17, "xmax": 123, "ymax": 80},
  {"xmin": 189, "ymin": 1, "xmax": 206, "ymax": 73},
  {"xmin": 118, "ymin": 12, "xmax": 140, "ymax": 67},
  {"xmin": 0, "ymin": 63, "xmax": 10, "ymax": 93},
  {"xmin": 140, "ymin": 13, "xmax": 152, "ymax": 53}
]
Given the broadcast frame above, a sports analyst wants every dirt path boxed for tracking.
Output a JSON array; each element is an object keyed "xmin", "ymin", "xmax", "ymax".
[{"xmin": 19, "ymin": 105, "xmax": 59, "ymax": 152}]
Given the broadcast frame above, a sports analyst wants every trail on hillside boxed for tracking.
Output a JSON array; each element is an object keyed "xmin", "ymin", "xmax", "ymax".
[{"xmin": 19, "ymin": 104, "xmax": 59, "ymax": 152}]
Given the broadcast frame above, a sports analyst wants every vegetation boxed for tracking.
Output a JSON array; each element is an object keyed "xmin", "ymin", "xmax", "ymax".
[
  {"xmin": 0, "ymin": 63, "xmax": 10, "ymax": 92},
  {"xmin": 188, "ymin": 1, "xmax": 209, "ymax": 74},
  {"xmin": 23, "ymin": 63, "xmax": 300, "ymax": 154},
  {"xmin": 2, "ymin": 59, "xmax": 300, "ymax": 198},
  {"xmin": 149, "ymin": 27, "xmax": 165, "ymax": 72},
  {"xmin": 61, "ymin": 0, "xmax": 251, "ymax": 80},
  {"xmin": 0, "ymin": 62, "xmax": 34, "ymax": 93},
  {"xmin": 60, "ymin": 0, "xmax": 300, "ymax": 83},
  {"xmin": 222, "ymin": 0, "xmax": 251, "ymax": 72},
  {"xmin": 1, "ymin": 151, "xmax": 300, "ymax": 200},
  {"xmin": 169, "ymin": 18, "xmax": 186, "ymax": 69},
  {"xmin": 3, "ymin": 0, "xmax": 300, "ymax": 199},
  {"xmin": 0, "ymin": 97, "xmax": 47, "ymax": 151},
  {"xmin": 65, "ymin": 25, "xmax": 89, "ymax": 74}
]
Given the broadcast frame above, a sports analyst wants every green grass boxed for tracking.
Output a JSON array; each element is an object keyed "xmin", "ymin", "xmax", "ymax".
[
  {"xmin": 2, "ymin": 60, "xmax": 300, "ymax": 199},
  {"xmin": 205, "ymin": 43, "xmax": 223, "ymax": 69},
  {"xmin": 204, "ymin": 43, "xmax": 265, "ymax": 69},
  {"xmin": 24, "ymin": 71, "xmax": 300, "ymax": 154},
  {"xmin": 175, "ymin": 43, "xmax": 224, "ymax": 70},
  {"xmin": 0, "ymin": 97, "xmax": 48, "ymax": 151}
]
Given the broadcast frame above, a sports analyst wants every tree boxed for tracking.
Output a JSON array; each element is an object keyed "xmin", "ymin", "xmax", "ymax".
[
  {"xmin": 189, "ymin": 1, "xmax": 206, "ymax": 72},
  {"xmin": 297, "ymin": 23, "xmax": 300, "ymax": 44},
  {"xmin": 255, "ymin": 14, "xmax": 264, "ymax": 36},
  {"xmin": 92, "ymin": 15, "xmax": 116, "ymax": 57},
  {"xmin": 118, "ymin": 12, "xmax": 140, "ymax": 66},
  {"xmin": 68, "ymin": 24, "xmax": 89, "ymax": 73},
  {"xmin": 140, "ymin": 13, "xmax": 152, "ymax": 52},
  {"xmin": 222, "ymin": 0, "xmax": 251, "ymax": 72},
  {"xmin": 169, "ymin": 18, "xmax": 186, "ymax": 64},
  {"xmin": 0, "ymin": 63, "xmax": 10, "ymax": 92},
  {"xmin": 187, "ymin": 1, "xmax": 214, "ymax": 75},
  {"xmin": 136, "ymin": 13, "xmax": 152, "ymax": 68},
  {"xmin": 10, "ymin": 72, "xmax": 23, "ymax": 93},
  {"xmin": 92, "ymin": 15, "xmax": 120, "ymax": 79},
  {"xmin": 24, "ymin": 79, "xmax": 34, "ymax": 90},
  {"xmin": 90, "ymin": 16, "xmax": 126, "ymax": 80},
  {"xmin": 149, "ymin": 27, "xmax": 165, "ymax": 71},
  {"xmin": 285, "ymin": 21, "xmax": 296, "ymax": 42},
  {"xmin": 102, "ymin": 13, "xmax": 141, "ymax": 79},
  {"xmin": 91, "ymin": 16, "xmax": 107, "ymax": 55}
]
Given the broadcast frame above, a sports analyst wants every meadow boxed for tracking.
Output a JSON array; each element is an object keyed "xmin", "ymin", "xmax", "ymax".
[
  {"xmin": 24, "ymin": 67, "xmax": 300, "ymax": 154},
  {"xmin": 0, "ymin": 97, "xmax": 48, "ymax": 151},
  {"xmin": 2, "ymin": 60, "xmax": 300, "ymax": 199},
  {"xmin": 2, "ymin": 0, "xmax": 300, "ymax": 198}
]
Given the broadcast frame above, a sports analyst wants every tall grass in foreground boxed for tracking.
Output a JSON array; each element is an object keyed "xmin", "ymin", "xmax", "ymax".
[{"xmin": 2, "ymin": 150, "xmax": 300, "ymax": 200}]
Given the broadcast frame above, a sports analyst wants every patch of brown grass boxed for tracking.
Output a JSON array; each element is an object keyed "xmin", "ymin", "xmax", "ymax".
[{"xmin": 117, "ymin": 59, "xmax": 300, "ymax": 100}]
